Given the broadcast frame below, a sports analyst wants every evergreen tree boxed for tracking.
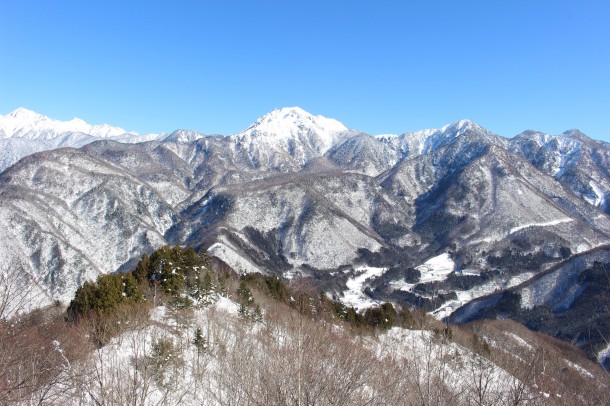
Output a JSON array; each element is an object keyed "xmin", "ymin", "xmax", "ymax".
[
  {"xmin": 363, "ymin": 302, "xmax": 397, "ymax": 330},
  {"xmin": 202, "ymin": 271, "xmax": 213, "ymax": 295},
  {"xmin": 238, "ymin": 302, "xmax": 249, "ymax": 319},
  {"xmin": 400, "ymin": 304, "xmax": 413, "ymax": 328},
  {"xmin": 237, "ymin": 280, "xmax": 253, "ymax": 304},
  {"xmin": 131, "ymin": 245, "xmax": 211, "ymax": 302},
  {"xmin": 193, "ymin": 326, "xmax": 207, "ymax": 353},
  {"xmin": 253, "ymin": 304, "xmax": 263, "ymax": 322},
  {"xmin": 133, "ymin": 253, "xmax": 150, "ymax": 283},
  {"xmin": 67, "ymin": 273, "xmax": 143, "ymax": 320},
  {"xmin": 265, "ymin": 276, "xmax": 286, "ymax": 301}
]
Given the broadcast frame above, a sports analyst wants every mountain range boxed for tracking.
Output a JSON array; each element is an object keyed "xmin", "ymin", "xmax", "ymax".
[
  {"xmin": 0, "ymin": 108, "xmax": 209, "ymax": 172},
  {"xmin": 1, "ymin": 106, "xmax": 609, "ymax": 366}
]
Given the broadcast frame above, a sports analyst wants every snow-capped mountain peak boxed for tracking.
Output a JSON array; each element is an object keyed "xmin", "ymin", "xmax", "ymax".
[
  {"xmin": 6, "ymin": 107, "xmax": 44, "ymax": 121},
  {"xmin": 438, "ymin": 119, "xmax": 480, "ymax": 135},
  {"xmin": 240, "ymin": 107, "xmax": 348, "ymax": 139},
  {"xmin": 562, "ymin": 129, "xmax": 591, "ymax": 143},
  {"xmin": 415, "ymin": 119, "xmax": 503, "ymax": 155},
  {"xmin": 164, "ymin": 129, "xmax": 206, "ymax": 143},
  {"xmin": 229, "ymin": 107, "xmax": 351, "ymax": 165},
  {"xmin": 0, "ymin": 107, "xmax": 137, "ymax": 140}
]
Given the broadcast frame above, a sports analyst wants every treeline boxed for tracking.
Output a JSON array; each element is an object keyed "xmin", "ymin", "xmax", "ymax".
[
  {"xmin": 236, "ymin": 271, "xmax": 419, "ymax": 332},
  {"xmin": 67, "ymin": 245, "xmax": 417, "ymax": 339}
]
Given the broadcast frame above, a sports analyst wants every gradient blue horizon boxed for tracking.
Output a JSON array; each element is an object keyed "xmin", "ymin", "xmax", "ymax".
[{"xmin": 1, "ymin": 1, "xmax": 609, "ymax": 140}]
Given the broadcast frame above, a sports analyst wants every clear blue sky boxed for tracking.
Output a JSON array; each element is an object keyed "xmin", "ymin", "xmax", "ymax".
[{"xmin": 1, "ymin": 1, "xmax": 609, "ymax": 140}]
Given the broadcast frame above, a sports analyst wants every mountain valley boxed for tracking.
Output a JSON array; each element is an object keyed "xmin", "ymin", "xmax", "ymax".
[{"xmin": 1, "ymin": 106, "xmax": 610, "ymax": 368}]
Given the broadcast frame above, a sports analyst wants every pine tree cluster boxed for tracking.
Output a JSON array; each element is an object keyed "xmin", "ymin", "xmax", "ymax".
[{"xmin": 68, "ymin": 246, "xmax": 222, "ymax": 321}]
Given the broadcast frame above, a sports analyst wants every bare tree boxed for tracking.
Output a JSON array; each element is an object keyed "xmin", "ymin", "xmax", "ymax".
[
  {"xmin": 0, "ymin": 305, "xmax": 92, "ymax": 405},
  {"xmin": 0, "ymin": 259, "xmax": 47, "ymax": 321}
]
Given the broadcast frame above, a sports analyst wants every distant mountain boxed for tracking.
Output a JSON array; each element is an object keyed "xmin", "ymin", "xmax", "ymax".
[
  {"xmin": 0, "ymin": 108, "xmax": 208, "ymax": 171},
  {"xmin": 509, "ymin": 129, "xmax": 610, "ymax": 213},
  {"xmin": 1, "ymin": 106, "xmax": 610, "ymax": 365},
  {"xmin": 0, "ymin": 107, "xmax": 137, "ymax": 139}
]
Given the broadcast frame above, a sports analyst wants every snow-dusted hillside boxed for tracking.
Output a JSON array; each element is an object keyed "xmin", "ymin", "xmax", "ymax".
[
  {"xmin": 2, "ymin": 106, "xmax": 610, "ymax": 365},
  {"xmin": 0, "ymin": 149, "xmax": 176, "ymax": 310},
  {"xmin": 510, "ymin": 129, "xmax": 610, "ymax": 213},
  {"xmin": 21, "ymin": 294, "xmax": 606, "ymax": 405}
]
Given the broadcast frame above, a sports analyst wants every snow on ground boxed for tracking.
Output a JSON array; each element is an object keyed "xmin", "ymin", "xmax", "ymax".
[
  {"xmin": 563, "ymin": 359, "xmax": 594, "ymax": 379},
  {"xmin": 150, "ymin": 305, "xmax": 169, "ymax": 323},
  {"xmin": 597, "ymin": 342, "xmax": 610, "ymax": 366},
  {"xmin": 382, "ymin": 252, "xmax": 538, "ymax": 320},
  {"xmin": 52, "ymin": 297, "xmax": 248, "ymax": 405},
  {"xmin": 519, "ymin": 263, "xmax": 581, "ymax": 310},
  {"xmin": 504, "ymin": 331, "xmax": 534, "ymax": 350},
  {"xmin": 509, "ymin": 218, "xmax": 574, "ymax": 234},
  {"xmin": 341, "ymin": 266, "xmax": 386, "ymax": 310},
  {"xmin": 374, "ymin": 327, "xmax": 523, "ymax": 400},
  {"xmin": 389, "ymin": 278, "xmax": 415, "ymax": 292},
  {"xmin": 52, "ymin": 294, "xmax": 537, "ymax": 405},
  {"xmin": 207, "ymin": 241, "xmax": 262, "ymax": 275},
  {"xmin": 584, "ymin": 181, "xmax": 605, "ymax": 207},
  {"xmin": 467, "ymin": 233, "xmax": 504, "ymax": 245},
  {"xmin": 214, "ymin": 296, "xmax": 240, "ymax": 315},
  {"xmin": 433, "ymin": 272, "xmax": 535, "ymax": 320},
  {"xmin": 416, "ymin": 252, "xmax": 455, "ymax": 283}
]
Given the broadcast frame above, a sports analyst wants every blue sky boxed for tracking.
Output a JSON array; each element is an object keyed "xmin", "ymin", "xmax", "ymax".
[{"xmin": 1, "ymin": 1, "xmax": 609, "ymax": 140}]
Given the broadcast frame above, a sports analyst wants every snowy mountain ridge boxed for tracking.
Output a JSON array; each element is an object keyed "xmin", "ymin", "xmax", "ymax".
[
  {"xmin": 2, "ymin": 106, "xmax": 610, "ymax": 367},
  {"xmin": 0, "ymin": 107, "xmax": 138, "ymax": 139},
  {"xmin": 0, "ymin": 108, "xmax": 170, "ymax": 171}
]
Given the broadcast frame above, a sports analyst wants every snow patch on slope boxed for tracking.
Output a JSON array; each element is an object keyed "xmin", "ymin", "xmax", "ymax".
[
  {"xmin": 416, "ymin": 253, "xmax": 455, "ymax": 283},
  {"xmin": 597, "ymin": 342, "xmax": 610, "ymax": 366},
  {"xmin": 341, "ymin": 266, "xmax": 386, "ymax": 310},
  {"xmin": 504, "ymin": 331, "xmax": 533, "ymax": 350},
  {"xmin": 208, "ymin": 241, "xmax": 262, "ymax": 275},
  {"xmin": 564, "ymin": 359, "xmax": 595, "ymax": 378},
  {"xmin": 434, "ymin": 272, "xmax": 536, "ymax": 320},
  {"xmin": 584, "ymin": 181, "xmax": 605, "ymax": 207},
  {"xmin": 509, "ymin": 218, "xmax": 574, "ymax": 234}
]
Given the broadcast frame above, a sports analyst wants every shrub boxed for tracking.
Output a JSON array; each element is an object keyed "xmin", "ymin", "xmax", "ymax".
[{"xmin": 150, "ymin": 337, "xmax": 182, "ymax": 388}]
